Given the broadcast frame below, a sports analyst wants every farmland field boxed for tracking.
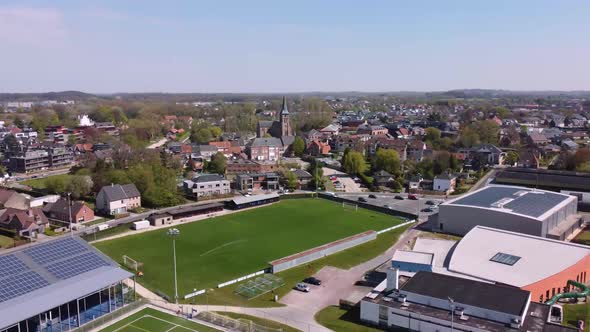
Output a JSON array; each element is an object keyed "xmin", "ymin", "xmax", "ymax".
[{"xmin": 94, "ymin": 198, "xmax": 403, "ymax": 299}]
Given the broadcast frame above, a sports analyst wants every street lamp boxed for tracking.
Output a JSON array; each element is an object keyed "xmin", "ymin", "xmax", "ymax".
[
  {"xmin": 167, "ymin": 228, "xmax": 180, "ymax": 304},
  {"xmin": 67, "ymin": 192, "xmax": 73, "ymax": 237}
]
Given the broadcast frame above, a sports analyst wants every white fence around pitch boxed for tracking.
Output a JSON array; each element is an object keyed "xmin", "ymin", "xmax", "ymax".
[
  {"xmin": 218, "ymin": 270, "xmax": 266, "ymax": 288},
  {"xmin": 376, "ymin": 219, "xmax": 415, "ymax": 235},
  {"xmin": 184, "ymin": 289, "xmax": 206, "ymax": 300}
]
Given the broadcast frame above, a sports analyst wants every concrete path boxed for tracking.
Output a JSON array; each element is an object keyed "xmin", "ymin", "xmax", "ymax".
[{"xmin": 146, "ymin": 137, "xmax": 169, "ymax": 149}]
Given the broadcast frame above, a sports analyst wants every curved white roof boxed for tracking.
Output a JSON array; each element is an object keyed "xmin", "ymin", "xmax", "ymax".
[{"xmin": 448, "ymin": 226, "xmax": 590, "ymax": 287}]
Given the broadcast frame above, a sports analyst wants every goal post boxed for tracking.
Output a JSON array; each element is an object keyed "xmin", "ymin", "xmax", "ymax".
[
  {"xmin": 342, "ymin": 201, "xmax": 358, "ymax": 211},
  {"xmin": 122, "ymin": 255, "xmax": 143, "ymax": 271}
]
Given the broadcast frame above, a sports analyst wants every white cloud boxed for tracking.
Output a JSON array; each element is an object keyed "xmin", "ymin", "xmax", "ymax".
[{"xmin": 0, "ymin": 6, "xmax": 67, "ymax": 46}]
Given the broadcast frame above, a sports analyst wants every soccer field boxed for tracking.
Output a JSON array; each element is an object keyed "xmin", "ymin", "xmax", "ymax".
[
  {"xmin": 95, "ymin": 198, "xmax": 402, "ymax": 298},
  {"xmin": 99, "ymin": 307, "xmax": 220, "ymax": 332}
]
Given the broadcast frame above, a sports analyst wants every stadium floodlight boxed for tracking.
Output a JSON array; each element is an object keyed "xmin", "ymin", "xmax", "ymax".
[{"xmin": 167, "ymin": 228, "xmax": 180, "ymax": 303}]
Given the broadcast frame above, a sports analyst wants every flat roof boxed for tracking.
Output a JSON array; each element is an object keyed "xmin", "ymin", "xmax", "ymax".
[
  {"xmin": 166, "ymin": 202, "xmax": 224, "ymax": 216},
  {"xmin": 448, "ymin": 226, "xmax": 590, "ymax": 287},
  {"xmin": 443, "ymin": 185, "xmax": 574, "ymax": 219},
  {"xmin": 402, "ymin": 271, "xmax": 530, "ymax": 316},
  {"xmin": 0, "ymin": 236, "xmax": 132, "ymax": 329},
  {"xmin": 496, "ymin": 167, "xmax": 590, "ymax": 192},
  {"xmin": 392, "ymin": 250, "xmax": 434, "ymax": 266},
  {"xmin": 231, "ymin": 193, "xmax": 279, "ymax": 205}
]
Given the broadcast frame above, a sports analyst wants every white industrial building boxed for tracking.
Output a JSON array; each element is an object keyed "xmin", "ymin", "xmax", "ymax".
[
  {"xmin": 435, "ymin": 185, "xmax": 581, "ymax": 240},
  {"xmin": 360, "ymin": 270, "xmax": 576, "ymax": 332}
]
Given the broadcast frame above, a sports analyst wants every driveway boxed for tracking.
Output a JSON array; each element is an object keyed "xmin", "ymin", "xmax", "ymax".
[{"xmin": 322, "ymin": 168, "xmax": 362, "ymax": 193}]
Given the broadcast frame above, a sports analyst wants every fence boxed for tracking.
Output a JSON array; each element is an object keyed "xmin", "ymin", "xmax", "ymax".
[
  {"xmin": 317, "ymin": 192, "xmax": 418, "ymax": 220},
  {"xmin": 184, "ymin": 289, "xmax": 206, "ymax": 300},
  {"xmin": 74, "ymin": 299, "xmax": 145, "ymax": 332},
  {"xmin": 196, "ymin": 311, "xmax": 283, "ymax": 332},
  {"xmin": 279, "ymin": 192, "xmax": 317, "ymax": 199},
  {"xmin": 376, "ymin": 220, "xmax": 415, "ymax": 235},
  {"xmin": 269, "ymin": 230, "xmax": 377, "ymax": 273},
  {"xmin": 218, "ymin": 270, "xmax": 266, "ymax": 288}
]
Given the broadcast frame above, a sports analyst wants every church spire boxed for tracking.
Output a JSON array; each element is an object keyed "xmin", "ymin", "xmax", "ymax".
[{"xmin": 281, "ymin": 96, "xmax": 289, "ymax": 115}]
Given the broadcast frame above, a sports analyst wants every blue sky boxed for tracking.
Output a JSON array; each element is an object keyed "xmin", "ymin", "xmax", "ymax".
[{"xmin": 1, "ymin": 1, "xmax": 589, "ymax": 93}]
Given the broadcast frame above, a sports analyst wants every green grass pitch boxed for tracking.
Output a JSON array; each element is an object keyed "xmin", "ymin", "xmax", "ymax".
[
  {"xmin": 99, "ymin": 307, "xmax": 220, "ymax": 332},
  {"xmin": 94, "ymin": 199, "xmax": 402, "ymax": 298}
]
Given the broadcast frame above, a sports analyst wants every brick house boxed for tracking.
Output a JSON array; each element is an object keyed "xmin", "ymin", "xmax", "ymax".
[
  {"xmin": 43, "ymin": 198, "xmax": 95, "ymax": 223},
  {"xmin": 96, "ymin": 184, "xmax": 141, "ymax": 215},
  {"xmin": 0, "ymin": 207, "xmax": 49, "ymax": 237}
]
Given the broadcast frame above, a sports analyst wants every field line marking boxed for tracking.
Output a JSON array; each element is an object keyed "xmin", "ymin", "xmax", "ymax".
[
  {"xmin": 143, "ymin": 314, "xmax": 197, "ymax": 332},
  {"xmin": 200, "ymin": 239, "xmax": 247, "ymax": 257},
  {"xmin": 127, "ymin": 324, "xmax": 152, "ymax": 332},
  {"xmin": 111, "ymin": 315, "xmax": 151, "ymax": 332}
]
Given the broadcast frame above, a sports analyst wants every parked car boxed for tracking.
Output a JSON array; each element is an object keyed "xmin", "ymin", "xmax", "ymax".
[
  {"xmin": 422, "ymin": 207, "xmax": 435, "ymax": 212},
  {"xmin": 408, "ymin": 194, "xmax": 419, "ymax": 200},
  {"xmin": 368, "ymin": 194, "xmax": 377, "ymax": 199},
  {"xmin": 358, "ymin": 197, "xmax": 367, "ymax": 202},
  {"xmin": 295, "ymin": 283, "xmax": 310, "ymax": 292},
  {"xmin": 425, "ymin": 200, "xmax": 436, "ymax": 205},
  {"xmin": 394, "ymin": 195, "xmax": 405, "ymax": 200},
  {"xmin": 303, "ymin": 277, "xmax": 322, "ymax": 285}
]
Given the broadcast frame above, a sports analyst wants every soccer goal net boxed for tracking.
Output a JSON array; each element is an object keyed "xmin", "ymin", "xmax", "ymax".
[
  {"xmin": 122, "ymin": 255, "xmax": 143, "ymax": 271},
  {"xmin": 342, "ymin": 201, "xmax": 358, "ymax": 211}
]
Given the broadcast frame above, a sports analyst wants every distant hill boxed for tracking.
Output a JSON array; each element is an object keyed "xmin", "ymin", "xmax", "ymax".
[{"xmin": 0, "ymin": 91, "xmax": 96, "ymax": 102}]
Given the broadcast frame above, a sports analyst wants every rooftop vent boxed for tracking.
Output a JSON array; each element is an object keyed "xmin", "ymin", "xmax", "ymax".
[
  {"xmin": 513, "ymin": 190, "xmax": 529, "ymax": 197},
  {"xmin": 454, "ymin": 307, "xmax": 465, "ymax": 316},
  {"xmin": 510, "ymin": 318, "xmax": 521, "ymax": 329},
  {"xmin": 459, "ymin": 314, "xmax": 469, "ymax": 321},
  {"xmin": 396, "ymin": 294, "xmax": 407, "ymax": 303},
  {"xmin": 491, "ymin": 197, "xmax": 514, "ymax": 208}
]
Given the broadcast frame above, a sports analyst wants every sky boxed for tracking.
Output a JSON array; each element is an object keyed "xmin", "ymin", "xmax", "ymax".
[{"xmin": 0, "ymin": 1, "xmax": 589, "ymax": 93}]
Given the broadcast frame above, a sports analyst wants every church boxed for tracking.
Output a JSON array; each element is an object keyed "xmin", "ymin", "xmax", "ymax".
[{"xmin": 256, "ymin": 96, "xmax": 295, "ymax": 146}]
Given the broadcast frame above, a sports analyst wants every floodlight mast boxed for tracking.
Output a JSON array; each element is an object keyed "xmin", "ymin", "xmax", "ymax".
[{"xmin": 167, "ymin": 228, "xmax": 180, "ymax": 304}]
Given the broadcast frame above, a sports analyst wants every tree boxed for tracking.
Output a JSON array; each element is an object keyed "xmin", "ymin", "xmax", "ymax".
[
  {"xmin": 208, "ymin": 152, "xmax": 227, "ymax": 174},
  {"xmin": 424, "ymin": 127, "xmax": 441, "ymax": 143},
  {"xmin": 505, "ymin": 151, "xmax": 519, "ymax": 166},
  {"xmin": 292, "ymin": 136, "xmax": 305, "ymax": 157},
  {"xmin": 192, "ymin": 128, "xmax": 212, "ymax": 143},
  {"xmin": 372, "ymin": 149, "xmax": 401, "ymax": 176},
  {"xmin": 307, "ymin": 159, "xmax": 324, "ymax": 190},
  {"xmin": 458, "ymin": 126, "xmax": 480, "ymax": 147},
  {"xmin": 285, "ymin": 171, "xmax": 298, "ymax": 190},
  {"xmin": 66, "ymin": 176, "xmax": 93, "ymax": 199},
  {"xmin": 433, "ymin": 151, "xmax": 451, "ymax": 175},
  {"xmin": 209, "ymin": 126, "xmax": 222, "ymax": 139},
  {"xmin": 45, "ymin": 176, "xmax": 67, "ymax": 194},
  {"xmin": 577, "ymin": 161, "xmax": 590, "ymax": 172},
  {"xmin": 343, "ymin": 151, "xmax": 367, "ymax": 175},
  {"xmin": 473, "ymin": 120, "xmax": 500, "ymax": 145}
]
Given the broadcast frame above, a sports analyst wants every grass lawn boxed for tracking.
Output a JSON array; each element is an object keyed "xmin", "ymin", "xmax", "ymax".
[
  {"xmin": 22, "ymin": 174, "xmax": 73, "ymax": 189},
  {"xmin": 214, "ymin": 312, "xmax": 300, "ymax": 332},
  {"xmin": 186, "ymin": 226, "xmax": 408, "ymax": 307},
  {"xmin": 563, "ymin": 302, "xmax": 590, "ymax": 331},
  {"xmin": 572, "ymin": 228, "xmax": 590, "ymax": 246},
  {"xmin": 0, "ymin": 234, "xmax": 14, "ymax": 248},
  {"xmin": 315, "ymin": 306, "xmax": 384, "ymax": 332},
  {"xmin": 98, "ymin": 307, "xmax": 220, "ymax": 332},
  {"xmin": 95, "ymin": 199, "xmax": 403, "ymax": 299}
]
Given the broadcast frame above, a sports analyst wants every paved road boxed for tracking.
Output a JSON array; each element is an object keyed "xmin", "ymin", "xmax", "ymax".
[
  {"xmin": 334, "ymin": 192, "xmax": 442, "ymax": 221},
  {"xmin": 146, "ymin": 137, "xmax": 169, "ymax": 149},
  {"xmin": 10, "ymin": 167, "xmax": 72, "ymax": 182}
]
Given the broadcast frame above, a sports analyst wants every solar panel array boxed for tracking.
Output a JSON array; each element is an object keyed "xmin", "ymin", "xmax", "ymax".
[
  {"xmin": 490, "ymin": 252, "xmax": 521, "ymax": 266},
  {"xmin": 46, "ymin": 252, "xmax": 110, "ymax": 280},
  {"xmin": 0, "ymin": 271, "xmax": 49, "ymax": 302},
  {"xmin": 504, "ymin": 193, "xmax": 567, "ymax": 218},
  {"xmin": 23, "ymin": 237, "xmax": 88, "ymax": 265},
  {"xmin": 0, "ymin": 255, "xmax": 28, "ymax": 276},
  {"xmin": 451, "ymin": 186, "xmax": 568, "ymax": 217}
]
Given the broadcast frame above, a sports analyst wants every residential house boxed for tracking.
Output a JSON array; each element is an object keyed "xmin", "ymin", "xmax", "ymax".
[
  {"xmin": 373, "ymin": 170, "xmax": 395, "ymax": 188},
  {"xmin": 433, "ymin": 172, "xmax": 457, "ymax": 193},
  {"xmin": 0, "ymin": 189, "xmax": 30, "ymax": 210},
  {"xmin": 319, "ymin": 124, "xmax": 340, "ymax": 137},
  {"xmin": 292, "ymin": 169, "xmax": 313, "ymax": 189},
  {"xmin": 182, "ymin": 174, "xmax": 231, "ymax": 199},
  {"xmin": 248, "ymin": 137, "xmax": 284, "ymax": 161},
  {"xmin": 408, "ymin": 174, "xmax": 423, "ymax": 191},
  {"xmin": 235, "ymin": 173, "xmax": 279, "ymax": 191},
  {"xmin": 0, "ymin": 207, "xmax": 49, "ymax": 237},
  {"xmin": 307, "ymin": 140, "xmax": 331, "ymax": 156},
  {"xmin": 357, "ymin": 124, "xmax": 388, "ymax": 136},
  {"xmin": 527, "ymin": 132, "xmax": 550, "ymax": 146},
  {"xmin": 96, "ymin": 184, "xmax": 141, "ymax": 215},
  {"xmin": 226, "ymin": 159, "xmax": 279, "ymax": 174},
  {"xmin": 43, "ymin": 198, "xmax": 94, "ymax": 223}
]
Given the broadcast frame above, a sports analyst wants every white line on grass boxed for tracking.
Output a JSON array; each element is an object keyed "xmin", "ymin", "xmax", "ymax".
[
  {"xmin": 127, "ymin": 324, "xmax": 151, "ymax": 332},
  {"xmin": 200, "ymin": 239, "xmax": 247, "ymax": 257},
  {"xmin": 112, "ymin": 315, "xmax": 151, "ymax": 332},
  {"xmin": 144, "ymin": 314, "xmax": 198, "ymax": 332}
]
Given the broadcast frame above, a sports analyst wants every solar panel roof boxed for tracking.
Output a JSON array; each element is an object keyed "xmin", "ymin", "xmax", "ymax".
[
  {"xmin": 448, "ymin": 185, "xmax": 571, "ymax": 218},
  {"xmin": 0, "ymin": 236, "xmax": 132, "ymax": 323}
]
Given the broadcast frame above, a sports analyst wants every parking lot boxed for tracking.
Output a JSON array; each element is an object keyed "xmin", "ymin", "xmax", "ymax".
[
  {"xmin": 322, "ymin": 167, "xmax": 363, "ymax": 193},
  {"xmin": 333, "ymin": 192, "xmax": 443, "ymax": 220}
]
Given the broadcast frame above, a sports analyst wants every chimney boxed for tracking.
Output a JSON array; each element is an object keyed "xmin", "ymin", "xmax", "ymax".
[{"xmin": 386, "ymin": 267, "xmax": 399, "ymax": 291}]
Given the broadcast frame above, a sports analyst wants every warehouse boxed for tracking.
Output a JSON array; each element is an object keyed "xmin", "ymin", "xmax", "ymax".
[
  {"xmin": 226, "ymin": 193, "xmax": 279, "ymax": 210},
  {"xmin": 165, "ymin": 202, "xmax": 224, "ymax": 220},
  {"xmin": 435, "ymin": 185, "xmax": 581, "ymax": 239},
  {"xmin": 0, "ymin": 237, "xmax": 134, "ymax": 332}
]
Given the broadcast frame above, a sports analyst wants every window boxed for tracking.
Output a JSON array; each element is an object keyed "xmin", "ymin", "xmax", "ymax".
[
  {"xmin": 490, "ymin": 252, "xmax": 521, "ymax": 266},
  {"xmin": 546, "ymin": 290, "xmax": 550, "ymax": 299}
]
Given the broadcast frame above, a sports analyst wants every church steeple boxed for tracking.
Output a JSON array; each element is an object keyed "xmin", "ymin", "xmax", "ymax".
[{"xmin": 280, "ymin": 96, "xmax": 289, "ymax": 115}]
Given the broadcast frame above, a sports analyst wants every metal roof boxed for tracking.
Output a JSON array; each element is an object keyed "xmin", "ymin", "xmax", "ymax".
[
  {"xmin": 448, "ymin": 226, "xmax": 590, "ymax": 287},
  {"xmin": 401, "ymin": 271, "xmax": 530, "ymax": 317},
  {"xmin": 445, "ymin": 185, "xmax": 573, "ymax": 218},
  {"xmin": 231, "ymin": 193, "xmax": 279, "ymax": 205},
  {"xmin": 392, "ymin": 249, "xmax": 434, "ymax": 266},
  {"xmin": 0, "ymin": 237, "xmax": 132, "ymax": 329}
]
